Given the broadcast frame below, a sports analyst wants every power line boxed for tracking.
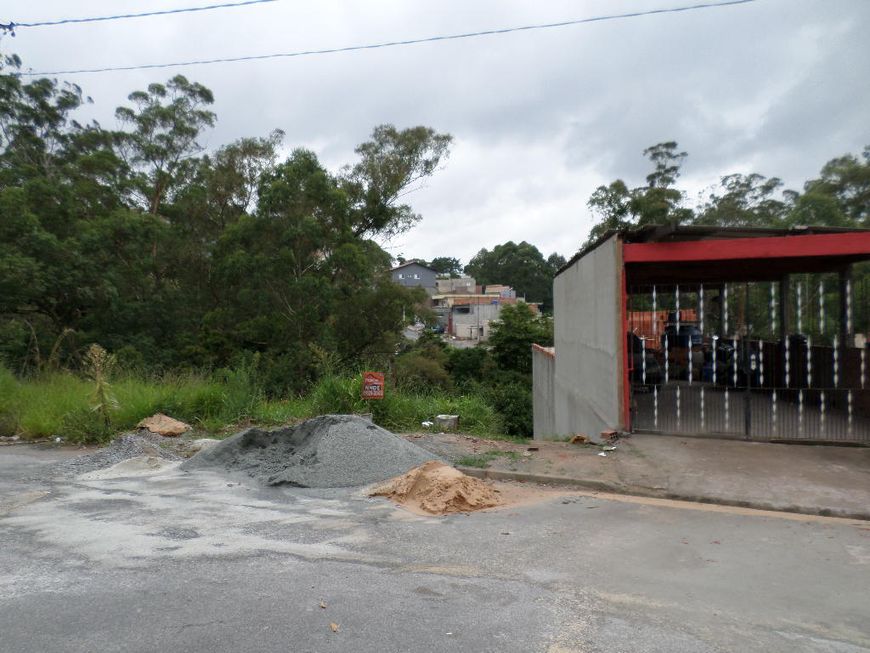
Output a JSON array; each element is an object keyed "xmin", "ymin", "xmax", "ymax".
[
  {"xmin": 22, "ymin": 0, "xmax": 757, "ymax": 77},
  {"xmin": 8, "ymin": 0, "xmax": 278, "ymax": 29}
]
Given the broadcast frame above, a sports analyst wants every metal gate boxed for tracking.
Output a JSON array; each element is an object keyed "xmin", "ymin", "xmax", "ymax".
[{"xmin": 627, "ymin": 277, "xmax": 870, "ymax": 442}]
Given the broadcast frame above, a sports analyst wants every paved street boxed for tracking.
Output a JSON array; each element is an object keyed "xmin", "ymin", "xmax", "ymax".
[{"xmin": 1, "ymin": 445, "xmax": 868, "ymax": 652}]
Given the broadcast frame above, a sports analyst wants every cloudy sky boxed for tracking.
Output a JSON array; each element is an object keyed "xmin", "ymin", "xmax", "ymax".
[{"xmin": 4, "ymin": 0, "xmax": 869, "ymax": 263}]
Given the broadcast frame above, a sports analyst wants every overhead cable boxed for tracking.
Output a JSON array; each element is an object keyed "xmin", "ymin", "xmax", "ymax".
[
  {"xmin": 8, "ymin": 0, "xmax": 278, "ymax": 30},
  {"xmin": 22, "ymin": 0, "xmax": 758, "ymax": 76}
]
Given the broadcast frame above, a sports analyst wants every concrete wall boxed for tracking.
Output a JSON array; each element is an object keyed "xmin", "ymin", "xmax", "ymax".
[
  {"xmin": 552, "ymin": 235, "xmax": 623, "ymax": 440},
  {"xmin": 532, "ymin": 345, "xmax": 556, "ymax": 439},
  {"xmin": 450, "ymin": 302, "xmax": 502, "ymax": 340},
  {"xmin": 436, "ymin": 277, "xmax": 476, "ymax": 294}
]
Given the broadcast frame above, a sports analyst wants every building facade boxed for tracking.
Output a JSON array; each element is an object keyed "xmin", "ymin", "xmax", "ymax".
[{"xmin": 390, "ymin": 261, "xmax": 437, "ymax": 294}]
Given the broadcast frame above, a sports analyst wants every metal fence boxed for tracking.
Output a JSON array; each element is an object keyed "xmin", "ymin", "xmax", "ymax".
[{"xmin": 627, "ymin": 278, "xmax": 870, "ymax": 443}]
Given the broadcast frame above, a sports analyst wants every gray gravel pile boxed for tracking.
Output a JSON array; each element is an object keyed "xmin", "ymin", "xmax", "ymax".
[
  {"xmin": 181, "ymin": 414, "xmax": 440, "ymax": 488},
  {"xmin": 49, "ymin": 431, "xmax": 182, "ymax": 479}
]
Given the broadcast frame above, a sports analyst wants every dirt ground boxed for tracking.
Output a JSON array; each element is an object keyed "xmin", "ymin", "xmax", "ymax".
[
  {"xmin": 402, "ymin": 431, "xmax": 607, "ymax": 475},
  {"xmin": 403, "ymin": 430, "xmax": 870, "ymax": 520}
]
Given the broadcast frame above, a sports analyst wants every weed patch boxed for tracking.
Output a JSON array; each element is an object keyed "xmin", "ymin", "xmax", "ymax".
[{"xmin": 0, "ymin": 367, "xmax": 505, "ymax": 444}]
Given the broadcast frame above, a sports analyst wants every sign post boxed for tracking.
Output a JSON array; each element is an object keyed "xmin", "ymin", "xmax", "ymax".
[{"xmin": 361, "ymin": 371, "xmax": 385, "ymax": 400}]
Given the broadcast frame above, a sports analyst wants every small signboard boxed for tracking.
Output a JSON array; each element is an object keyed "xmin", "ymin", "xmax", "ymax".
[{"xmin": 361, "ymin": 371, "xmax": 385, "ymax": 400}]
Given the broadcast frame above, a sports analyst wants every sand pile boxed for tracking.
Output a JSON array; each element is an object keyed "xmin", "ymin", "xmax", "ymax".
[
  {"xmin": 371, "ymin": 461, "xmax": 503, "ymax": 515},
  {"xmin": 181, "ymin": 415, "xmax": 440, "ymax": 488}
]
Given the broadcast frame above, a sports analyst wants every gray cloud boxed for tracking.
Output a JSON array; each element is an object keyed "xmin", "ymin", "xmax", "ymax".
[{"xmin": 6, "ymin": 0, "xmax": 870, "ymax": 263}]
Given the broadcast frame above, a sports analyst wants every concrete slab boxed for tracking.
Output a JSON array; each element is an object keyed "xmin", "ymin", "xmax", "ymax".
[{"xmin": 406, "ymin": 433, "xmax": 870, "ymax": 519}]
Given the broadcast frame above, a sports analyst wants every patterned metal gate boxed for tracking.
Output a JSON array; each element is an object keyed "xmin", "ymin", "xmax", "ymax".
[{"xmin": 627, "ymin": 277, "xmax": 870, "ymax": 442}]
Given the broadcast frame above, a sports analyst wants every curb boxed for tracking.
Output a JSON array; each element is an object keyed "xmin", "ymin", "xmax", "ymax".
[{"xmin": 457, "ymin": 466, "xmax": 870, "ymax": 522}]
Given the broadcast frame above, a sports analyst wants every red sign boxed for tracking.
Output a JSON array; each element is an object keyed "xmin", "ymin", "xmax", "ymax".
[{"xmin": 361, "ymin": 371, "xmax": 385, "ymax": 400}]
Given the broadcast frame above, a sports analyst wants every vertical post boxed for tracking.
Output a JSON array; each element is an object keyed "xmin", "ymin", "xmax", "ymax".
[
  {"xmin": 840, "ymin": 266, "xmax": 853, "ymax": 350},
  {"xmin": 779, "ymin": 276, "xmax": 791, "ymax": 340},
  {"xmin": 797, "ymin": 282, "xmax": 803, "ymax": 335},
  {"xmin": 743, "ymin": 282, "xmax": 751, "ymax": 438},
  {"xmin": 620, "ymin": 263, "xmax": 630, "ymax": 432},
  {"xmin": 652, "ymin": 284, "xmax": 658, "ymax": 431},
  {"xmin": 770, "ymin": 283, "xmax": 777, "ymax": 436},
  {"xmin": 819, "ymin": 279, "xmax": 825, "ymax": 341},
  {"xmin": 780, "ymin": 276, "xmax": 790, "ymax": 391}
]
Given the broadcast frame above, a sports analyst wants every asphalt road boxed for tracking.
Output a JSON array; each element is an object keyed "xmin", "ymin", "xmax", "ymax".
[{"xmin": 1, "ymin": 445, "xmax": 868, "ymax": 653}]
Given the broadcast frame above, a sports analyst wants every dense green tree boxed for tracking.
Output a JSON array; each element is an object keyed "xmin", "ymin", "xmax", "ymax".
[
  {"xmin": 0, "ymin": 56, "xmax": 449, "ymax": 385},
  {"xmin": 787, "ymin": 147, "xmax": 870, "ymax": 227},
  {"xmin": 694, "ymin": 173, "xmax": 790, "ymax": 227},
  {"xmin": 445, "ymin": 346, "xmax": 492, "ymax": 386},
  {"xmin": 585, "ymin": 142, "xmax": 693, "ymax": 246},
  {"xmin": 632, "ymin": 141, "xmax": 693, "ymax": 225},
  {"xmin": 546, "ymin": 252, "xmax": 567, "ymax": 272},
  {"xmin": 206, "ymin": 145, "xmax": 432, "ymax": 388},
  {"xmin": 464, "ymin": 241, "xmax": 557, "ymax": 310},
  {"xmin": 114, "ymin": 75, "xmax": 216, "ymax": 215},
  {"xmin": 428, "ymin": 256, "xmax": 463, "ymax": 277},
  {"xmin": 340, "ymin": 125, "xmax": 452, "ymax": 239},
  {"xmin": 488, "ymin": 303, "xmax": 553, "ymax": 375}
]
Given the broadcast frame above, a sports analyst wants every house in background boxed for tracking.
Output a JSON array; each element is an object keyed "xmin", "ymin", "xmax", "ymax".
[
  {"xmin": 394, "ymin": 262, "xmax": 538, "ymax": 342},
  {"xmin": 482, "ymin": 284, "xmax": 516, "ymax": 299},
  {"xmin": 432, "ymin": 292, "xmax": 539, "ymax": 342},
  {"xmin": 436, "ymin": 276, "xmax": 479, "ymax": 295},
  {"xmin": 390, "ymin": 260, "xmax": 437, "ymax": 295}
]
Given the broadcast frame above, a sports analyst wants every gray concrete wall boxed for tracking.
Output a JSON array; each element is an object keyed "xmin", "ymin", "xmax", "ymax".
[
  {"xmin": 450, "ymin": 302, "xmax": 502, "ymax": 340},
  {"xmin": 436, "ymin": 277, "xmax": 476, "ymax": 294},
  {"xmin": 552, "ymin": 235, "xmax": 623, "ymax": 440},
  {"xmin": 532, "ymin": 346, "xmax": 556, "ymax": 439}
]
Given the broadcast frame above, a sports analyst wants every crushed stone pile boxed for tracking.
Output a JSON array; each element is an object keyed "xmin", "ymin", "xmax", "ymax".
[
  {"xmin": 181, "ymin": 414, "xmax": 441, "ymax": 488},
  {"xmin": 370, "ymin": 461, "xmax": 503, "ymax": 515},
  {"xmin": 77, "ymin": 455, "xmax": 179, "ymax": 480},
  {"xmin": 49, "ymin": 432, "xmax": 183, "ymax": 479}
]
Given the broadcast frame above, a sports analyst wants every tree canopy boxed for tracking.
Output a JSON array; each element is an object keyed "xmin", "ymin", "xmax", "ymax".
[
  {"xmin": 428, "ymin": 256, "xmax": 463, "ymax": 277},
  {"xmin": 0, "ymin": 55, "xmax": 450, "ymax": 390},
  {"xmin": 583, "ymin": 141, "xmax": 870, "ymax": 247},
  {"xmin": 464, "ymin": 241, "xmax": 564, "ymax": 312}
]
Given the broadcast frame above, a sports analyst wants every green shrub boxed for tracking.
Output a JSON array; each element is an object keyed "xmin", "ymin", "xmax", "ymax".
[
  {"xmin": 310, "ymin": 374, "xmax": 367, "ymax": 415},
  {"xmin": 483, "ymin": 380, "xmax": 533, "ymax": 437},
  {"xmin": 446, "ymin": 346, "xmax": 492, "ymax": 386},
  {"xmin": 395, "ymin": 353, "xmax": 451, "ymax": 392},
  {"xmin": 61, "ymin": 407, "xmax": 115, "ymax": 443}
]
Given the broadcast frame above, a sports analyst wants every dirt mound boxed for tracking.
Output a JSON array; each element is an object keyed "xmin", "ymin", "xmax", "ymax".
[
  {"xmin": 181, "ymin": 415, "xmax": 440, "ymax": 488},
  {"xmin": 137, "ymin": 413, "xmax": 190, "ymax": 437},
  {"xmin": 371, "ymin": 461, "xmax": 503, "ymax": 515}
]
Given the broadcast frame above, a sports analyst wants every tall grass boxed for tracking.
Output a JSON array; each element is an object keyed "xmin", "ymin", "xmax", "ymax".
[
  {"xmin": 0, "ymin": 365, "xmax": 502, "ymax": 443},
  {"xmin": 0, "ymin": 370, "xmax": 91, "ymax": 438},
  {"xmin": 305, "ymin": 374, "xmax": 501, "ymax": 435}
]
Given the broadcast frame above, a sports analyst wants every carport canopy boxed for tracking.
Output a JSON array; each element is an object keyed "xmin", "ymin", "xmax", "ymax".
[{"xmin": 621, "ymin": 225, "xmax": 870, "ymax": 285}]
